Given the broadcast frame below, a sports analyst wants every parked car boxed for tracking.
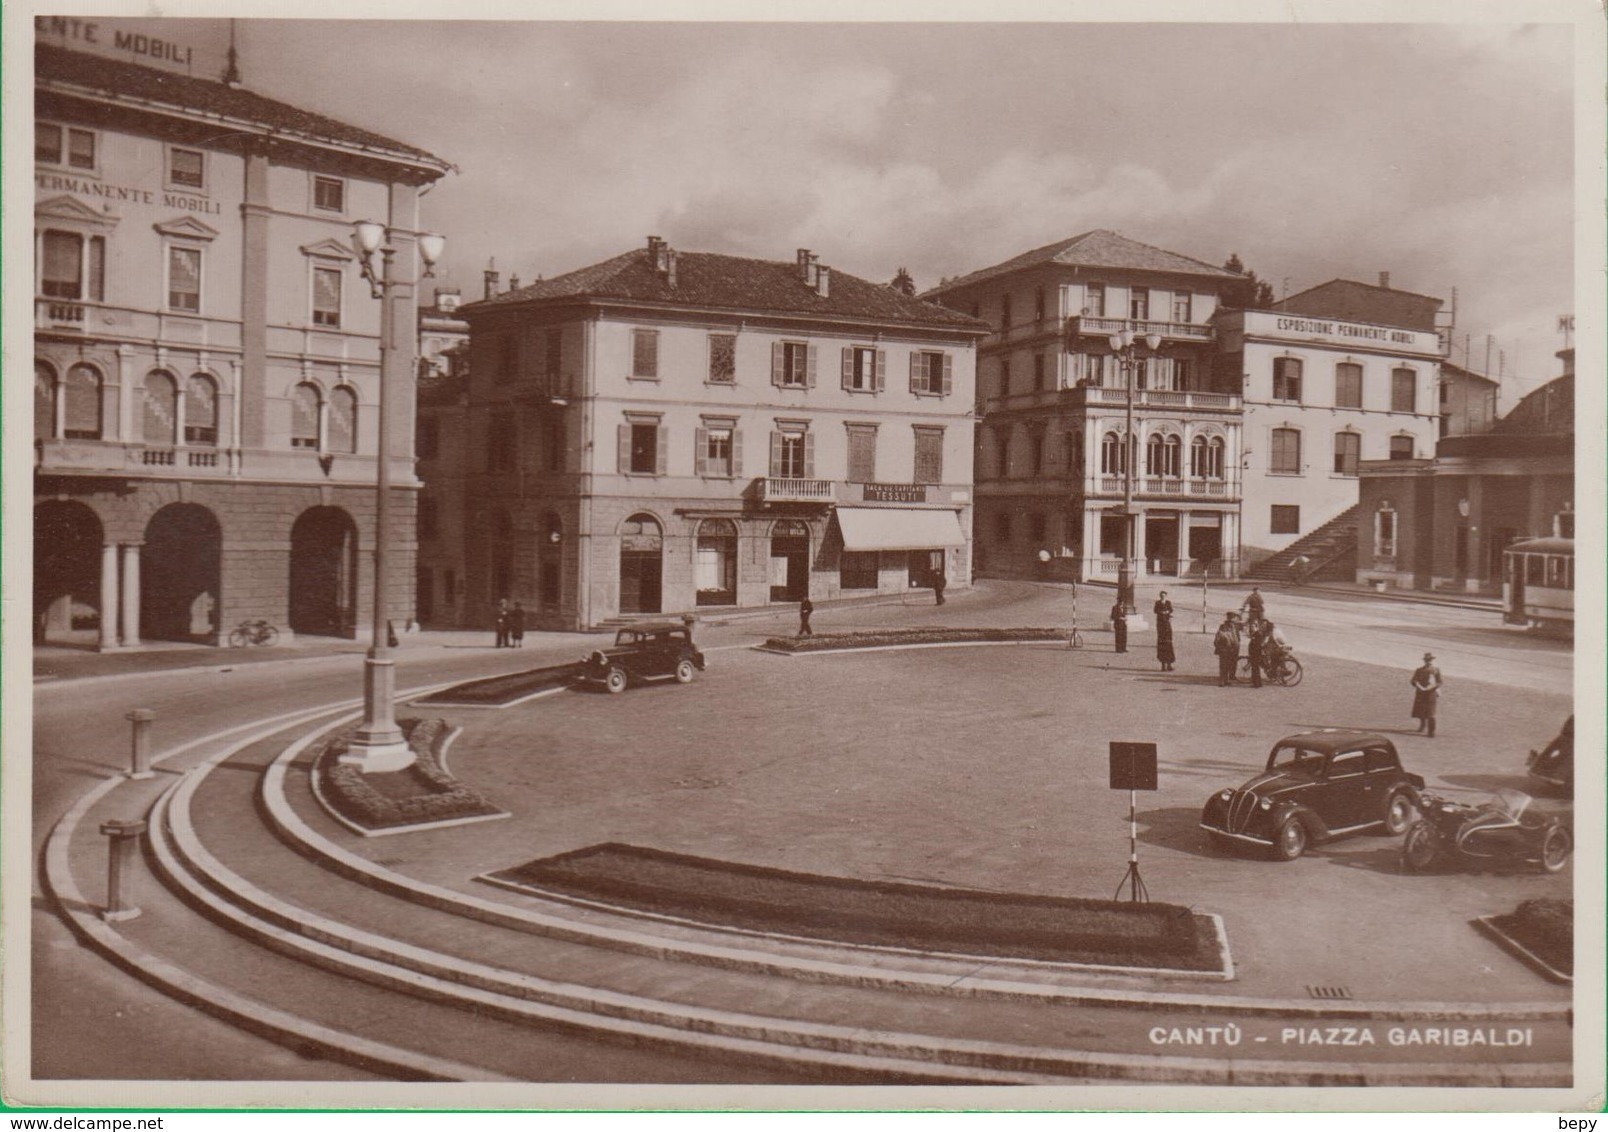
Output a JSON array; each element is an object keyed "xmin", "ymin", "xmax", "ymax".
[
  {"xmin": 1200, "ymin": 730, "xmax": 1425, "ymax": 861},
  {"xmin": 1526, "ymin": 716, "xmax": 1573, "ymax": 797},
  {"xmin": 578, "ymin": 623, "xmax": 706, "ymax": 693}
]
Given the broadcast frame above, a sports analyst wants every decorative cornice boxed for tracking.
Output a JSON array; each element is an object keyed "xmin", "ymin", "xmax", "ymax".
[
  {"xmin": 299, "ymin": 237, "xmax": 355, "ymax": 261},
  {"xmin": 37, "ymin": 193, "xmax": 119, "ymax": 230},
  {"xmin": 153, "ymin": 215, "xmax": 220, "ymax": 242}
]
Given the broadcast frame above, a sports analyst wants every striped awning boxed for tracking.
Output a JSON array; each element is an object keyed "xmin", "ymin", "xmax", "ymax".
[{"xmin": 835, "ymin": 507, "xmax": 966, "ymax": 552}]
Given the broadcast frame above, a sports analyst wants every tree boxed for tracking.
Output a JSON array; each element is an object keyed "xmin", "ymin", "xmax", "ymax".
[
  {"xmin": 1221, "ymin": 253, "xmax": 1277, "ymax": 310},
  {"xmin": 890, "ymin": 267, "xmax": 917, "ymax": 296}
]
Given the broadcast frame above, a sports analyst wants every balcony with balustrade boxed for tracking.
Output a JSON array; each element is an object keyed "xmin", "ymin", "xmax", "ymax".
[
  {"xmin": 757, "ymin": 477, "xmax": 836, "ymax": 504},
  {"xmin": 36, "ymin": 297, "xmax": 88, "ymax": 331},
  {"xmin": 1066, "ymin": 384, "xmax": 1240, "ymax": 413},
  {"xmin": 1067, "ymin": 314, "xmax": 1214, "ymax": 345}
]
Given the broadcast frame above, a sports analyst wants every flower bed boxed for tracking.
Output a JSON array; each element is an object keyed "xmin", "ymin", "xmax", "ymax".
[
  {"xmin": 315, "ymin": 718, "xmax": 503, "ymax": 831},
  {"xmin": 762, "ymin": 627, "xmax": 1068, "ymax": 653},
  {"xmin": 412, "ymin": 663, "xmax": 581, "ymax": 707},
  {"xmin": 1483, "ymin": 897, "xmax": 1572, "ymax": 979}
]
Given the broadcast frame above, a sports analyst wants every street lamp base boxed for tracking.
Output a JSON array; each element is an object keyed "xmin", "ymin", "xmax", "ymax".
[
  {"xmin": 343, "ymin": 653, "xmax": 416, "ymax": 773},
  {"xmin": 339, "ymin": 735, "xmax": 415, "ymax": 774}
]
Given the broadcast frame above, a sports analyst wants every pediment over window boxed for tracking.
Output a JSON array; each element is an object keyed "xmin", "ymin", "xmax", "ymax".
[
  {"xmin": 300, "ymin": 237, "xmax": 355, "ymax": 261},
  {"xmin": 153, "ymin": 215, "xmax": 220, "ymax": 242},
  {"xmin": 37, "ymin": 194, "xmax": 119, "ymax": 231}
]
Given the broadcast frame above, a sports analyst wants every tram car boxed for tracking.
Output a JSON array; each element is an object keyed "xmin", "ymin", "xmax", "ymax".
[{"xmin": 1502, "ymin": 537, "xmax": 1574, "ymax": 630}]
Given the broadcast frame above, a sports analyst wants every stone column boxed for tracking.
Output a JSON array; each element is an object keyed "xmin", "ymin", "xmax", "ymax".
[
  {"xmin": 120, "ymin": 543, "xmax": 142, "ymax": 647},
  {"xmin": 99, "ymin": 542, "xmax": 120, "ymax": 651}
]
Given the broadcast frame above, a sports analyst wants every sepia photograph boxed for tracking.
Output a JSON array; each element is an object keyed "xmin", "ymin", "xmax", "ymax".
[{"xmin": 5, "ymin": 0, "xmax": 1602, "ymax": 1115}]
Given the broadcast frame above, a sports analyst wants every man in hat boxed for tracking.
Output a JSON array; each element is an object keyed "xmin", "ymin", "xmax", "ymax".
[
  {"xmin": 1213, "ymin": 612, "xmax": 1242, "ymax": 687},
  {"xmin": 1410, "ymin": 652, "xmax": 1443, "ymax": 736}
]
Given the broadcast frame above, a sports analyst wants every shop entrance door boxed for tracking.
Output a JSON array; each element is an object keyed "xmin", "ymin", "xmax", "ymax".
[
  {"xmin": 769, "ymin": 519, "xmax": 810, "ymax": 602},
  {"xmin": 907, "ymin": 549, "xmax": 942, "ymax": 587},
  {"xmin": 1145, "ymin": 514, "xmax": 1180, "ymax": 575}
]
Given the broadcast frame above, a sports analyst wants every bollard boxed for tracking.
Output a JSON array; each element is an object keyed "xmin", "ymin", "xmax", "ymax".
[
  {"xmin": 99, "ymin": 818, "xmax": 148, "ymax": 922},
  {"xmin": 125, "ymin": 708, "xmax": 155, "ymax": 780}
]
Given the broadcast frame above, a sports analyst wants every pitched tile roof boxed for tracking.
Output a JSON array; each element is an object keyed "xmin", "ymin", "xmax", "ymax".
[
  {"xmin": 925, "ymin": 230, "xmax": 1239, "ymax": 296},
  {"xmin": 36, "ymin": 44, "xmax": 450, "ymax": 174},
  {"xmin": 465, "ymin": 247, "xmax": 990, "ymax": 332},
  {"xmin": 1274, "ymin": 279, "xmax": 1443, "ymax": 333}
]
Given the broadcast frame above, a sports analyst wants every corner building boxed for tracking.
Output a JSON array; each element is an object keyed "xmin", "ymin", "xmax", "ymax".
[
  {"xmin": 32, "ymin": 43, "xmax": 450, "ymax": 647},
  {"xmin": 443, "ymin": 240, "xmax": 987, "ymax": 631},
  {"xmin": 926, "ymin": 231, "xmax": 1246, "ymax": 583}
]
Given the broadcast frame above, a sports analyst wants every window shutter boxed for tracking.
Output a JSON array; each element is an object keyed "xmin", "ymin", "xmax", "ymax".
[
  {"xmin": 841, "ymin": 347, "xmax": 853, "ymax": 390},
  {"xmin": 732, "ymin": 430, "xmax": 743, "ymax": 476},
  {"xmin": 941, "ymin": 353, "xmax": 953, "ymax": 396},
  {"xmin": 655, "ymin": 425, "xmax": 668, "ymax": 475},
  {"xmin": 806, "ymin": 345, "xmax": 817, "ymax": 388},
  {"xmin": 694, "ymin": 428, "xmax": 708, "ymax": 476},
  {"xmin": 909, "ymin": 352, "xmax": 919, "ymax": 394},
  {"xmin": 771, "ymin": 342, "xmax": 784, "ymax": 388},
  {"xmin": 617, "ymin": 423, "xmax": 631, "ymax": 475},
  {"xmin": 769, "ymin": 430, "xmax": 783, "ymax": 476},
  {"xmin": 804, "ymin": 430, "xmax": 815, "ymax": 478},
  {"xmin": 875, "ymin": 350, "xmax": 886, "ymax": 391}
]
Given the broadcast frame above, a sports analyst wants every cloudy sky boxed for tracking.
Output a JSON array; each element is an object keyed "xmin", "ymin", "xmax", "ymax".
[{"xmin": 38, "ymin": 10, "xmax": 1585, "ymax": 395}]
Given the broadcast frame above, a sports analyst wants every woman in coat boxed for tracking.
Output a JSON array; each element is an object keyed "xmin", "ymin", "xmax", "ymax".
[
  {"xmin": 1153, "ymin": 591, "xmax": 1176, "ymax": 671},
  {"xmin": 1410, "ymin": 652, "xmax": 1442, "ymax": 737}
]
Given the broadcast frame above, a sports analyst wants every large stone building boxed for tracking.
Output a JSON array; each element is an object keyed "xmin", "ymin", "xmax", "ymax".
[
  {"xmin": 926, "ymin": 231, "xmax": 1246, "ymax": 583},
  {"xmin": 32, "ymin": 40, "xmax": 450, "ymax": 647},
  {"xmin": 1212, "ymin": 277, "xmax": 1444, "ymax": 567},
  {"xmin": 424, "ymin": 238, "xmax": 987, "ymax": 631}
]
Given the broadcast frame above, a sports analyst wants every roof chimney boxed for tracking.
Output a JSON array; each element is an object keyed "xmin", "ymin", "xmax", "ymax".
[
  {"xmin": 797, "ymin": 248, "xmax": 813, "ymax": 283},
  {"xmin": 483, "ymin": 260, "xmax": 500, "ymax": 301},
  {"xmin": 508, "ymin": 273, "xmax": 521, "ymax": 292},
  {"xmin": 1378, "ymin": 272, "xmax": 1391, "ymax": 290},
  {"xmin": 815, "ymin": 265, "xmax": 830, "ymax": 298},
  {"xmin": 665, "ymin": 249, "xmax": 678, "ymax": 288}
]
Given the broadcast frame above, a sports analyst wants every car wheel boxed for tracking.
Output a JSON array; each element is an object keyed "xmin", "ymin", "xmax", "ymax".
[
  {"xmin": 1381, "ymin": 788, "xmax": 1415, "ymax": 835},
  {"xmin": 674, "ymin": 659, "xmax": 695, "ymax": 684},
  {"xmin": 1402, "ymin": 822, "xmax": 1439, "ymax": 872},
  {"xmin": 1271, "ymin": 817, "xmax": 1307, "ymax": 861},
  {"xmin": 1540, "ymin": 824, "xmax": 1572, "ymax": 873},
  {"xmin": 604, "ymin": 667, "xmax": 628, "ymax": 694}
]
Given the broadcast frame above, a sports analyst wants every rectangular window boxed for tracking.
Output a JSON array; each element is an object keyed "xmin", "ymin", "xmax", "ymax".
[
  {"xmin": 776, "ymin": 432, "xmax": 808, "ymax": 478},
  {"xmin": 631, "ymin": 329, "xmax": 659, "ymax": 379},
  {"xmin": 846, "ymin": 425, "xmax": 877, "ymax": 483},
  {"xmin": 1085, "ymin": 283, "xmax": 1105, "ymax": 317},
  {"xmin": 1033, "ymin": 353, "xmax": 1045, "ymax": 391},
  {"xmin": 708, "ymin": 333, "xmax": 736, "ymax": 384},
  {"xmin": 1392, "ymin": 368, "xmax": 1417, "ymax": 413},
  {"xmin": 700, "ymin": 426, "xmax": 734, "ymax": 477},
  {"xmin": 167, "ymin": 246, "xmax": 201, "ymax": 312},
  {"xmin": 910, "ymin": 351, "xmax": 951, "ymax": 396},
  {"xmin": 1172, "ymin": 291, "xmax": 1192, "ymax": 323},
  {"xmin": 840, "ymin": 552, "xmax": 879, "ymax": 590},
  {"xmin": 312, "ymin": 176, "xmax": 345, "ymax": 212},
  {"xmin": 1273, "ymin": 357, "xmax": 1303, "ymax": 402},
  {"xmin": 843, "ymin": 345, "xmax": 882, "ymax": 392},
  {"xmin": 312, "ymin": 266, "xmax": 342, "ymax": 327},
  {"xmin": 913, "ymin": 426, "xmax": 944, "ymax": 484},
  {"xmin": 774, "ymin": 341, "xmax": 811, "ymax": 388},
  {"xmin": 1389, "ymin": 435, "xmax": 1415, "ymax": 460},
  {"xmin": 67, "ymin": 128, "xmax": 96, "ymax": 169},
  {"xmin": 1129, "ymin": 287, "xmax": 1149, "ymax": 320},
  {"xmin": 1333, "ymin": 432, "xmax": 1360, "ymax": 475},
  {"xmin": 168, "ymin": 147, "xmax": 205, "ymax": 190},
  {"xmin": 1270, "ymin": 505, "xmax": 1301, "ymax": 535},
  {"xmin": 498, "ymin": 334, "xmax": 519, "ymax": 385},
  {"xmin": 1335, "ymin": 362, "xmax": 1363, "ymax": 408},
  {"xmin": 36, "ymin": 122, "xmax": 62, "ymax": 164},
  {"xmin": 1270, "ymin": 428, "xmax": 1301, "ymax": 474},
  {"xmin": 41, "ymin": 231, "xmax": 83, "ymax": 298},
  {"xmin": 1374, "ymin": 511, "xmax": 1396, "ymax": 557},
  {"xmin": 87, "ymin": 235, "xmax": 105, "ymax": 301},
  {"xmin": 630, "ymin": 421, "xmax": 659, "ymax": 473},
  {"xmin": 38, "ymin": 124, "xmax": 96, "ymax": 169}
]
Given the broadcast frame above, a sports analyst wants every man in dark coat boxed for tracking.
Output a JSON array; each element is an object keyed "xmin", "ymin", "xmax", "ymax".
[
  {"xmin": 1153, "ymin": 591, "xmax": 1176, "ymax": 671},
  {"xmin": 1110, "ymin": 599, "xmax": 1128, "ymax": 653},
  {"xmin": 932, "ymin": 570, "xmax": 947, "ymax": 605},
  {"xmin": 1213, "ymin": 613, "xmax": 1241, "ymax": 686},
  {"xmin": 509, "ymin": 602, "xmax": 526, "ymax": 647},
  {"xmin": 1245, "ymin": 617, "xmax": 1264, "ymax": 688},
  {"xmin": 1411, "ymin": 652, "xmax": 1442, "ymax": 736},
  {"xmin": 494, "ymin": 598, "xmax": 510, "ymax": 648},
  {"xmin": 798, "ymin": 597, "xmax": 814, "ymax": 637}
]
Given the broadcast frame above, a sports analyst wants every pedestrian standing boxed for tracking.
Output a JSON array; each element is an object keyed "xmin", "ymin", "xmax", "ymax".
[
  {"xmin": 1240, "ymin": 586, "xmax": 1265, "ymax": 623},
  {"xmin": 494, "ymin": 598, "xmax": 510, "ymax": 648},
  {"xmin": 798, "ymin": 597, "xmax": 814, "ymax": 637},
  {"xmin": 1410, "ymin": 652, "xmax": 1442, "ymax": 737},
  {"xmin": 1246, "ymin": 617, "xmax": 1264, "ymax": 688},
  {"xmin": 509, "ymin": 601, "xmax": 526, "ymax": 648},
  {"xmin": 1153, "ymin": 591, "xmax": 1176, "ymax": 672},
  {"xmin": 1213, "ymin": 613, "xmax": 1241, "ymax": 686},
  {"xmin": 933, "ymin": 570, "xmax": 947, "ymax": 606},
  {"xmin": 1110, "ymin": 598, "xmax": 1128, "ymax": 654}
]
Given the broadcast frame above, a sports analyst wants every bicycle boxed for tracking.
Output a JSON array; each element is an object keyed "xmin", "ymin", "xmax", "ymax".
[
  {"xmin": 228, "ymin": 619, "xmax": 279, "ymax": 647},
  {"xmin": 1236, "ymin": 651, "xmax": 1303, "ymax": 687}
]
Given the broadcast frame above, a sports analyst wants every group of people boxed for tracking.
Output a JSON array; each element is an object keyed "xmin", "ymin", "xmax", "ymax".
[{"xmin": 493, "ymin": 598, "xmax": 526, "ymax": 648}]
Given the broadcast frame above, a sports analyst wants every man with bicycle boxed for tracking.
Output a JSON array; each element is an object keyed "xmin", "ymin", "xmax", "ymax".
[{"xmin": 1253, "ymin": 617, "xmax": 1291, "ymax": 683}]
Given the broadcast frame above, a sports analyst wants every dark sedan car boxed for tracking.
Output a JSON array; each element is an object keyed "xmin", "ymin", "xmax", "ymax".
[
  {"xmin": 578, "ymin": 623, "xmax": 706, "ymax": 693},
  {"xmin": 1200, "ymin": 730, "xmax": 1424, "ymax": 861}
]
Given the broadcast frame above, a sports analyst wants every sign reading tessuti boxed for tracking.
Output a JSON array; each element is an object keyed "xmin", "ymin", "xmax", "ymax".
[{"xmin": 863, "ymin": 484, "xmax": 927, "ymax": 504}]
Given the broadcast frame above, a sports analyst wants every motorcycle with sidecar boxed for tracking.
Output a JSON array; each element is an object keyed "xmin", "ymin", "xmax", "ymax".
[{"xmin": 1400, "ymin": 787, "xmax": 1572, "ymax": 874}]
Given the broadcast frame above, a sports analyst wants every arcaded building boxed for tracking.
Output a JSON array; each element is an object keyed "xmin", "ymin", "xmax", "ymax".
[
  {"xmin": 33, "ymin": 41, "xmax": 450, "ymax": 647},
  {"xmin": 438, "ymin": 239, "xmax": 987, "ymax": 631}
]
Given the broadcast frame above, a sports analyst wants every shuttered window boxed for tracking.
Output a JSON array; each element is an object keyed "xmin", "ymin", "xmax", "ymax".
[
  {"xmin": 846, "ymin": 425, "xmax": 877, "ymax": 483},
  {"xmin": 1273, "ymin": 357, "xmax": 1303, "ymax": 402},
  {"xmin": 621, "ymin": 421, "xmax": 665, "ymax": 474},
  {"xmin": 772, "ymin": 341, "xmax": 814, "ymax": 388},
  {"xmin": 1333, "ymin": 431, "xmax": 1360, "ymax": 475},
  {"xmin": 631, "ymin": 329, "xmax": 659, "ymax": 379},
  {"xmin": 1335, "ymin": 362, "xmax": 1363, "ymax": 408},
  {"xmin": 695, "ymin": 425, "xmax": 739, "ymax": 478},
  {"xmin": 1270, "ymin": 427, "xmax": 1301, "ymax": 474},
  {"xmin": 708, "ymin": 334, "xmax": 736, "ymax": 384},
  {"xmin": 913, "ymin": 426, "xmax": 944, "ymax": 484},
  {"xmin": 842, "ymin": 346, "xmax": 883, "ymax": 392},
  {"xmin": 909, "ymin": 351, "xmax": 952, "ymax": 396},
  {"xmin": 1392, "ymin": 368, "xmax": 1417, "ymax": 413}
]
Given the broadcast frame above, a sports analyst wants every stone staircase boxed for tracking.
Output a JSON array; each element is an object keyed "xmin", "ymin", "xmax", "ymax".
[{"xmin": 1243, "ymin": 505, "xmax": 1360, "ymax": 584}]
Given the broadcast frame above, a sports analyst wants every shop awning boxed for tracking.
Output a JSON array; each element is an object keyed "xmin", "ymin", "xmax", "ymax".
[{"xmin": 836, "ymin": 507, "xmax": 966, "ymax": 551}]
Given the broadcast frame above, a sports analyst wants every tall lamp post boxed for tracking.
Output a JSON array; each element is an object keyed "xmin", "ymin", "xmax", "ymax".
[
  {"xmin": 1108, "ymin": 327, "xmax": 1163, "ymax": 617},
  {"xmin": 343, "ymin": 219, "xmax": 446, "ymax": 773}
]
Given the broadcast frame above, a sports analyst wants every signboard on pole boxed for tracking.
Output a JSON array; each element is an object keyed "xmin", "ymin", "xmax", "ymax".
[{"xmin": 1108, "ymin": 741, "xmax": 1158, "ymax": 791}]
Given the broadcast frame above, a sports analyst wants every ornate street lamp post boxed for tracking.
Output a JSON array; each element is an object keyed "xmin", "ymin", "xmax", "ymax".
[
  {"xmin": 343, "ymin": 220, "xmax": 445, "ymax": 772},
  {"xmin": 1107, "ymin": 327, "xmax": 1163, "ymax": 616}
]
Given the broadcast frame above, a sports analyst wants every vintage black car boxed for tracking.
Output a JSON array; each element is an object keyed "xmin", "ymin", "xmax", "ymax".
[
  {"xmin": 1200, "ymin": 730, "xmax": 1424, "ymax": 861},
  {"xmin": 578, "ymin": 623, "xmax": 706, "ymax": 693}
]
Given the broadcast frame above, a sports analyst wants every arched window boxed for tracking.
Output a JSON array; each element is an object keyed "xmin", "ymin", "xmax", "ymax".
[
  {"xmin": 1191, "ymin": 434, "xmax": 1226, "ymax": 479},
  {"xmin": 143, "ymin": 371, "xmax": 179, "ymax": 446},
  {"xmin": 291, "ymin": 383, "xmax": 321, "ymax": 449},
  {"xmin": 328, "ymin": 386, "xmax": 357, "ymax": 454},
  {"xmin": 695, "ymin": 518, "xmax": 738, "ymax": 605},
  {"xmin": 1100, "ymin": 431, "xmax": 1126, "ymax": 476},
  {"xmin": 63, "ymin": 363, "xmax": 103, "ymax": 440},
  {"xmin": 35, "ymin": 361, "xmax": 57, "ymax": 441},
  {"xmin": 185, "ymin": 374, "xmax": 218, "ymax": 446}
]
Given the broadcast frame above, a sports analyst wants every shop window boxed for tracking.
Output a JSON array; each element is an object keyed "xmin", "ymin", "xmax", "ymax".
[
  {"xmin": 1270, "ymin": 505, "xmax": 1301, "ymax": 535},
  {"xmin": 1270, "ymin": 427, "xmax": 1301, "ymax": 474},
  {"xmin": 840, "ymin": 551, "xmax": 879, "ymax": 590},
  {"xmin": 1333, "ymin": 431, "xmax": 1360, "ymax": 475},
  {"xmin": 695, "ymin": 518, "xmax": 738, "ymax": 605},
  {"xmin": 1335, "ymin": 363, "xmax": 1363, "ymax": 408}
]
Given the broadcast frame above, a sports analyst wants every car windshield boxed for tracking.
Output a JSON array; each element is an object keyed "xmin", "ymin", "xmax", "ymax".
[{"xmin": 1268, "ymin": 744, "xmax": 1324, "ymax": 775}]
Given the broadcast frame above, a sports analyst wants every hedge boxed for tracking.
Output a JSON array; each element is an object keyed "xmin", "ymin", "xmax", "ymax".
[{"xmin": 316, "ymin": 717, "xmax": 502, "ymax": 830}]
